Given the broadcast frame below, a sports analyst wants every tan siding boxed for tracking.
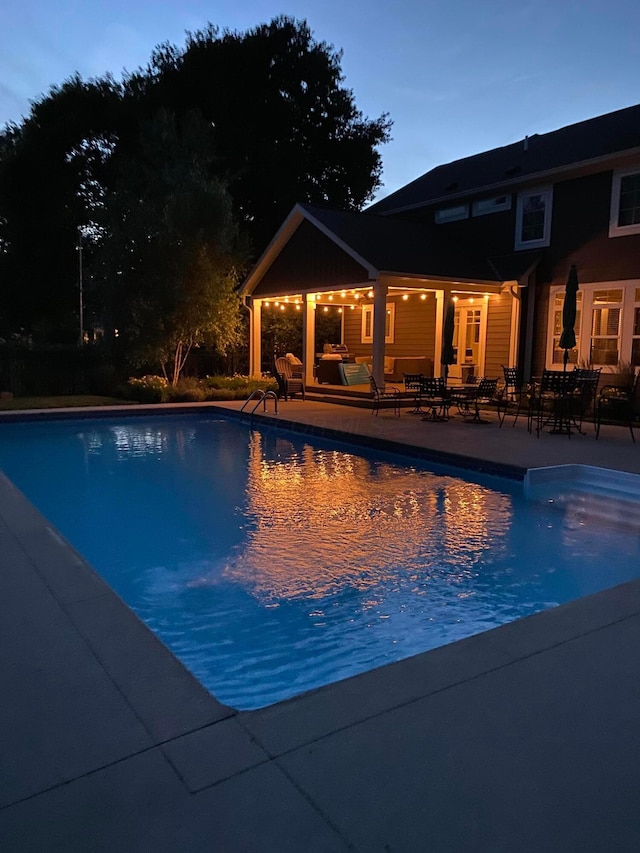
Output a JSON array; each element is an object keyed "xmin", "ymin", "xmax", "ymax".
[
  {"xmin": 484, "ymin": 292, "xmax": 513, "ymax": 379},
  {"xmin": 343, "ymin": 295, "xmax": 437, "ymax": 359}
]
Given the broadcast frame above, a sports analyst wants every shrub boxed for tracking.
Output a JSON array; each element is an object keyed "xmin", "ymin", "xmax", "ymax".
[{"xmin": 125, "ymin": 375, "xmax": 168, "ymax": 403}]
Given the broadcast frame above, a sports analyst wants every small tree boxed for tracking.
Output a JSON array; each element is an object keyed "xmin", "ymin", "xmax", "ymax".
[{"xmin": 95, "ymin": 109, "xmax": 247, "ymax": 383}]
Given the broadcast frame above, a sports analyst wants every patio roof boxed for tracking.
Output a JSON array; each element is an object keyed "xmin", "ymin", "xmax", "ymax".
[{"xmin": 241, "ymin": 203, "xmax": 501, "ymax": 299}]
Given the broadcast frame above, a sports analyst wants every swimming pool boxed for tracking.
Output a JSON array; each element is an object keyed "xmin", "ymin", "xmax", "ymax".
[{"xmin": 2, "ymin": 414, "xmax": 640, "ymax": 710}]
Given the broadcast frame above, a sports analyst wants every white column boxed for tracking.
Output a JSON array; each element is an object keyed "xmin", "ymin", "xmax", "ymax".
[
  {"xmin": 249, "ymin": 298, "xmax": 262, "ymax": 378},
  {"xmin": 507, "ymin": 283, "xmax": 521, "ymax": 368},
  {"xmin": 434, "ymin": 290, "xmax": 445, "ymax": 378},
  {"xmin": 302, "ymin": 293, "xmax": 316, "ymax": 385},
  {"xmin": 372, "ymin": 281, "xmax": 388, "ymax": 387}
]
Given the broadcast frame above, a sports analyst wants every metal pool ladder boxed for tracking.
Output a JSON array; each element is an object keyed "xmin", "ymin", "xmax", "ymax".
[{"xmin": 240, "ymin": 389, "xmax": 278, "ymax": 418}]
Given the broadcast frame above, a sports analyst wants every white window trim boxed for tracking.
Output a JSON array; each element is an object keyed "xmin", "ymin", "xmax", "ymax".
[
  {"xmin": 515, "ymin": 185, "xmax": 553, "ymax": 250},
  {"xmin": 361, "ymin": 303, "xmax": 395, "ymax": 344},
  {"xmin": 435, "ymin": 204, "xmax": 469, "ymax": 224},
  {"xmin": 546, "ymin": 280, "xmax": 640, "ymax": 371},
  {"xmin": 609, "ymin": 167, "xmax": 640, "ymax": 238},
  {"xmin": 472, "ymin": 195, "xmax": 512, "ymax": 217}
]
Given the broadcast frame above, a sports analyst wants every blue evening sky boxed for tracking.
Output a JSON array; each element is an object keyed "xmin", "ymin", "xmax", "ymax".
[{"xmin": 1, "ymin": 0, "xmax": 639, "ymax": 200}]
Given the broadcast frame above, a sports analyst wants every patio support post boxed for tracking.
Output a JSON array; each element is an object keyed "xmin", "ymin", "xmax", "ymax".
[
  {"xmin": 249, "ymin": 298, "xmax": 262, "ymax": 379},
  {"xmin": 302, "ymin": 293, "xmax": 316, "ymax": 386},
  {"xmin": 434, "ymin": 289, "xmax": 449, "ymax": 378},
  {"xmin": 372, "ymin": 280, "xmax": 388, "ymax": 387}
]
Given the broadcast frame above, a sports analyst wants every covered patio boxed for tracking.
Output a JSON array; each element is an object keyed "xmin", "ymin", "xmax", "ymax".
[{"xmin": 240, "ymin": 204, "xmax": 537, "ymax": 393}]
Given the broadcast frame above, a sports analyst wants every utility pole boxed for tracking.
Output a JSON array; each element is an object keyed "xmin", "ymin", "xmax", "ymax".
[{"xmin": 77, "ymin": 227, "xmax": 84, "ymax": 347}]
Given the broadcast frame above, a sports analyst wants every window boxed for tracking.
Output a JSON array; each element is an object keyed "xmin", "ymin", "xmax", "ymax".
[
  {"xmin": 472, "ymin": 195, "xmax": 511, "ymax": 217},
  {"xmin": 546, "ymin": 281, "xmax": 640, "ymax": 369},
  {"xmin": 551, "ymin": 290, "xmax": 582, "ymax": 365},
  {"xmin": 434, "ymin": 204, "xmax": 469, "ymax": 224},
  {"xmin": 515, "ymin": 186, "xmax": 552, "ymax": 250},
  {"xmin": 632, "ymin": 288, "xmax": 640, "ymax": 367},
  {"xmin": 609, "ymin": 168, "xmax": 640, "ymax": 237},
  {"xmin": 590, "ymin": 289, "xmax": 622, "ymax": 365},
  {"xmin": 361, "ymin": 303, "xmax": 395, "ymax": 344}
]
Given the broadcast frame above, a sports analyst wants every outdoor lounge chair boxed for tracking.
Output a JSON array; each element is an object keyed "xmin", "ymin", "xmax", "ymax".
[{"xmin": 274, "ymin": 357, "xmax": 305, "ymax": 401}]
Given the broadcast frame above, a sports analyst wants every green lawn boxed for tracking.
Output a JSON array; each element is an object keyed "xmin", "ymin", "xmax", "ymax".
[{"xmin": 0, "ymin": 395, "xmax": 134, "ymax": 411}]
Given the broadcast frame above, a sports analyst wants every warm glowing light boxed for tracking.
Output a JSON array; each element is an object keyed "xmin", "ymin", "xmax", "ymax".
[
  {"xmin": 328, "ymin": 295, "xmax": 333, "ymax": 301},
  {"xmin": 341, "ymin": 290, "xmax": 347, "ymax": 298},
  {"xmin": 338, "ymin": 308, "xmax": 343, "ymax": 314},
  {"xmin": 316, "ymin": 293, "xmax": 321, "ymax": 300},
  {"xmin": 264, "ymin": 301, "xmax": 270, "ymax": 308},
  {"xmin": 295, "ymin": 304, "xmax": 301, "ymax": 311},
  {"xmin": 354, "ymin": 293, "xmax": 361, "ymax": 299},
  {"xmin": 350, "ymin": 304, "xmax": 355, "ymax": 310},
  {"xmin": 420, "ymin": 294, "xmax": 427, "ymax": 301},
  {"xmin": 368, "ymin": 290, "xmax": 373, "ymax": 298},
  {"xmin": 469, "ymin": 298, "xmax": 474, "ymax": 304},
  {"xmin": 453, "ymin": 296, "xmax": 459, "ymax": 303},
  {"xmin": 274, "ymin": 301, "xmax": 280, "ymax": 307},
  {"xmin": 484, "ymin": 293, "xmax": 489, "ymax": 300},
  {"xmin": 402, "ymin": 294, "xmax": 409, "ymax": 301},
  {"xmin": 323, "ymin": 306, "xmax": 329, "ymax": 312},
  {"xmin": 280, "ymin": 305, "xmax": 286, "ymax": 311},
  {"xmin": 284, "ymin": 296, "xmax": 289, "ymax": 303}
]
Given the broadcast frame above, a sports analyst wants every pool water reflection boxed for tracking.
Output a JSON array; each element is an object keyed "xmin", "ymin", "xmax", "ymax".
[{"xmin": 1, "ymin": 415, "xmax": 639, "ymax": 709}]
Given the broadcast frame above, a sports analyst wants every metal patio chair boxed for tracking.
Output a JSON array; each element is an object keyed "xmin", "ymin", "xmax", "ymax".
[
  {"xmin": 369, "ymin": 375, "xmax": 401, "ymax": 416},
  {"xmin": 596, "ymin": 371, "xmax": 640, "ymax": 442}
]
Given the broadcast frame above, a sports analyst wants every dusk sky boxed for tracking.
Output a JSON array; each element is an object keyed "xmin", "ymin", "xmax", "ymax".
[{"xmin": 2, "ymin": 0, "xmax": 639, "ymax": 201}]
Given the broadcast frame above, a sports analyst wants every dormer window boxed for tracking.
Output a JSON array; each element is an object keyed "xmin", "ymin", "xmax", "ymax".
[
  {"xmin": 514, "ymin": 186, "xmax": 553, "ymax": 250},
  {"xmin": 434, "ymin": 203, "xmax": 469, "ymax": 224},
  {"xmin": 609, "ymin": 168, "xmax": 640, "ymax": 237},
  {"xmin": 472, "ymin": 195, "xmax": 512, "ymax": 217}
]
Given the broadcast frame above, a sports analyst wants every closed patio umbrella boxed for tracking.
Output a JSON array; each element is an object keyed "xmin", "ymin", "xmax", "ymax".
[
  {"xmin": 441, "ymin": 297, "xmax": 455, "ymax": 383},
  {"xmin": 559, "ymin": 265, "xmax": 579, "ymax": 371}
]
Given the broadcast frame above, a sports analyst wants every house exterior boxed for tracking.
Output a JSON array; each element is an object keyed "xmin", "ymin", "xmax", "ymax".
[{"xmin": 240, "ymin": 103, "xmax": 640, "ymax": 389}]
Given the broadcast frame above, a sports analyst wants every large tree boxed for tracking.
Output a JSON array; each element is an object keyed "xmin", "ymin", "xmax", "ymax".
[
  {"xmin": 0, "ymin": 16, "xmax": 391, "ymax": 346},
  {"xmin": 94, "ymin": 109, "xmax": 247, "ymax": 384},
  {"xmin": 126, "ymin": 16, "xmax": 391, "ymax": 253}
]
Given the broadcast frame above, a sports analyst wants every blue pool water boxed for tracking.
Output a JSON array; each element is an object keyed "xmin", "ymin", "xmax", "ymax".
[{"xmin": 1, "ymin": 414, "xmax": 640, "ymax": 710}]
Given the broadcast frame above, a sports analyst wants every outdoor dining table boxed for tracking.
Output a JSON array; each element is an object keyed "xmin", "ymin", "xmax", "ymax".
[
  {"xmin": 531, "ymin": 371, "xmax": 580, "ymax": 437},
  {"xmin": 447, "ymin": 383, "xmax": 493, "ymax": 424}
]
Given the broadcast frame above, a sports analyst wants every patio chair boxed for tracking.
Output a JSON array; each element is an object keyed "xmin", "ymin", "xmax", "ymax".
[
  {"xmin": 419, "ymin": 377, "xmax": 450, "ymax": 422},
  {"xmin": 369, "ymin": 375, "xmax": 401, "ymax": 417},
  {"xmin": 596, "ymin": 371, "xmax": 640, "ymax": 441},
  {"xmin": 499, "ymin": 366, "xmax": 529, "ymax": 428},
  {"xmin": 533, "ymin": 369, "xmax": 577, "ymax": 437},
  {"xmin": 450, "ymin": 377, "xmax": 500, "ymax": 424},
  {"xmin": 274, "ymin": 357, "xmax": 305, "ymax": 401},
  {"xmin": 572, "ymin": 367, "xmax": 602, "ymax": 432},
  {"xmin": 403, "ymin": 372, "xmax": 425, "ymax": 414}
]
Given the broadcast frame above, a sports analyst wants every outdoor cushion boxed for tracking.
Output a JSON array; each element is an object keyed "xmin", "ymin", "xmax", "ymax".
[{"xmin": 339, "ymin": 363, "xmax": 371, "ymax": 386}]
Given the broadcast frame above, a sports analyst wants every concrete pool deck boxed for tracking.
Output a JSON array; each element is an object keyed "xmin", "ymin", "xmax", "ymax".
[{"xmin": 2, "ymin": 401, "xmax": 640, "ymax": 850}]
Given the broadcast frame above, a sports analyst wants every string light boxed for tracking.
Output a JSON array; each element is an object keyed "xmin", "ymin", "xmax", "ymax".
[
  {"xmin": 402, "ymin": 294, "xmax": 409, "ymax": 301},
  {"xmin": 420, "ymin": 294, "xmax": 427, "ymax": 300},
  {"xmin": 323, "ymin": 306, "xmax": 329, "ymax": 313},
  {"xmin": 367, "ymin": 290, "xmax": 373, "ymax": 298}
]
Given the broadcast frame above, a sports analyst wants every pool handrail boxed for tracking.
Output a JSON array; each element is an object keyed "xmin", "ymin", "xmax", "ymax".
[{"xmin": 240, "ymin": 389, "xmax": 278, "ymax": 417}]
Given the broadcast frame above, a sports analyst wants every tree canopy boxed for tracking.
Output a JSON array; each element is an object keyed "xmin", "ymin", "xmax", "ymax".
[{"xmin": 0, "ymin": 16, "xmax": 391, "ymax": 363}]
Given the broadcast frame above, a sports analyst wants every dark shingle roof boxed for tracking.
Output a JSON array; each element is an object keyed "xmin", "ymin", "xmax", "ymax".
[
  {"xmin": 370, "ymin": 103, "xmax": 640, "ymax": 214},
  {"xmin": 300, "ymin": 203, "xmax": 499, "ymax": 282}
]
